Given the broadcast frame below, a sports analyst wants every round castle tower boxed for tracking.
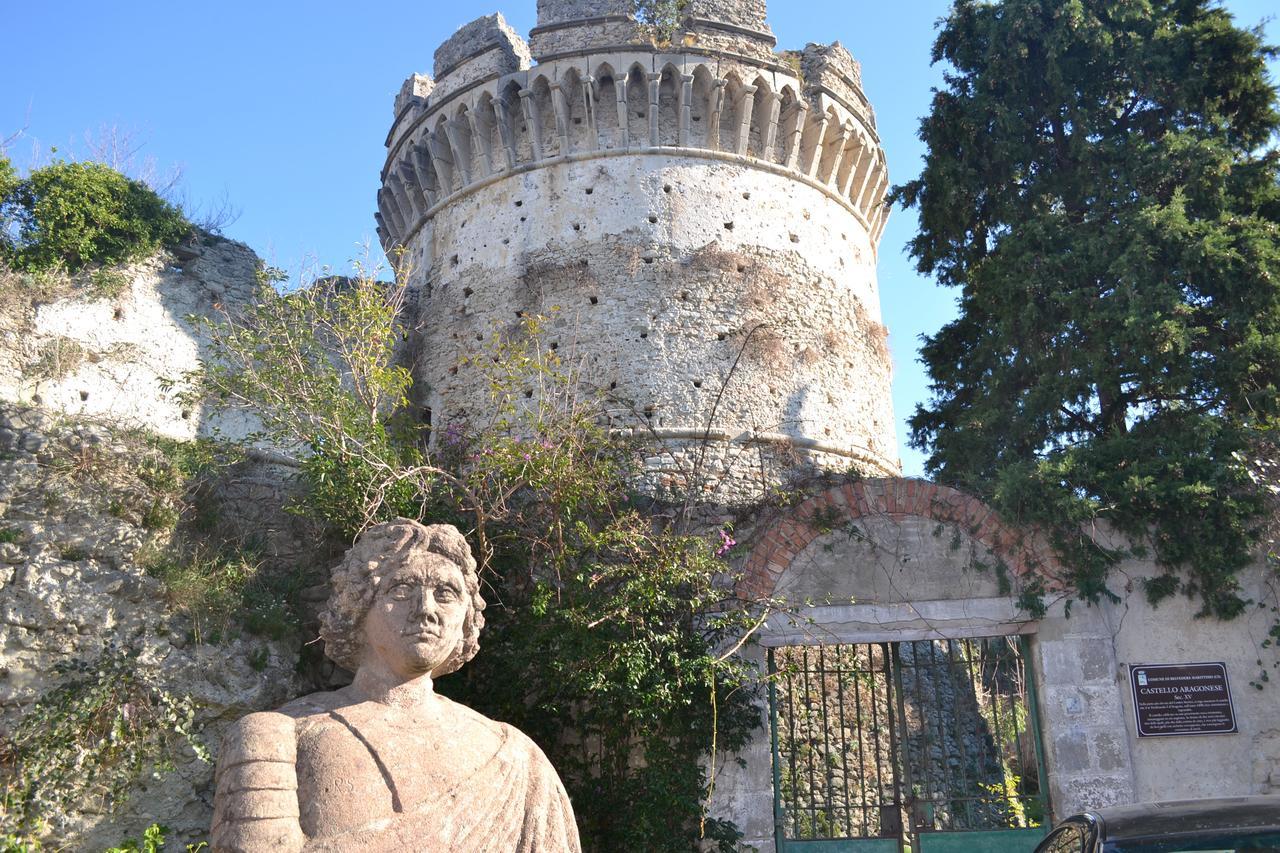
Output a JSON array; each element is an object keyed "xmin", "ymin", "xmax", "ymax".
[{"xmin": 377, "ymin": 0, "xmax": 898, "ymax": 500}]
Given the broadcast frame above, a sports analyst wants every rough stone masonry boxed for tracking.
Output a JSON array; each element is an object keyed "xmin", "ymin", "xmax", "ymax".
[{"xmin": 377, "ymin": 0, "xmax": 900, "ymax": 504}]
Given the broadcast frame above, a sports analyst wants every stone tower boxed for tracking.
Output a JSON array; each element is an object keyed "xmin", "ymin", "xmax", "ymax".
[{"xmin": 377, "ymin": 0, "xmax": 898, "ymax": 501}]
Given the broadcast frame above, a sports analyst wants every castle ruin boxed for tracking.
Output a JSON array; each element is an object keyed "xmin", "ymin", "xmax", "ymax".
[
  {"xmin": 0, "ymin": 3, "xmax": 1276, "ymax": 850},
  {"xmin": 369, "ymin": 5, "xmax": 1280, "ymax": 851}
]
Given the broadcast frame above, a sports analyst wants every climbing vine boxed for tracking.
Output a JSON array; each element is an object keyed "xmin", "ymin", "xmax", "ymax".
[{"xmin": 0, "ymin": 645, "xmax": 207, "ymax": 848}]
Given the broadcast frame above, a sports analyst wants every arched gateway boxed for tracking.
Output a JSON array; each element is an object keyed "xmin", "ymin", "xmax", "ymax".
[{"xmin": 716, "ymin": 478, "xmax": 1136, "ymax": 853}]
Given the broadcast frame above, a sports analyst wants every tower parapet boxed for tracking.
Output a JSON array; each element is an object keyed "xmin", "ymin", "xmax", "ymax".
[
  {"xmin": 679, "ymin": 0, "xmax": 774, "ymax": 63},
  {"xmin": 433, "ymin": 14, "xmax": 533, "ymax": 105},
  {"xmin": 378, "ymin": 0, "xmax": 899, "ymax": 501},
  {"xmin": 528, "ymin": 0, "xmax": 645, "ymax": 60},
  {"xmin": 799, "ymin": 42, "xmax": 876, "ymax": 133}
]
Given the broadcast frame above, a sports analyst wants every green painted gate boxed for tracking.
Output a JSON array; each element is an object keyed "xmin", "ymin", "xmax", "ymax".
[{"xmin": 768, "ymin": 636, "xmax": 1049, "ymax": 853}]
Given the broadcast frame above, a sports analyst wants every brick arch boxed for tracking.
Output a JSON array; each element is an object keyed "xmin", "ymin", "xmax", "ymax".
[{"xmin": 739, "ymin": 477, "xmax": 1066, "ymax": 599}]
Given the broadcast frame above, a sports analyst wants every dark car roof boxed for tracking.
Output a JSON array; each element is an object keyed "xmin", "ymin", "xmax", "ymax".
[{"xmin": 1088, "ymin": 796, "xmax": 1280, "ymax": 839}]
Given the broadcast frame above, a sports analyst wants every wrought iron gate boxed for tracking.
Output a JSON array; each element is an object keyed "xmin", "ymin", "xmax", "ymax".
[{"xmin": 768, "ymin": 636, "xmax": 1050, "ymax": 853}]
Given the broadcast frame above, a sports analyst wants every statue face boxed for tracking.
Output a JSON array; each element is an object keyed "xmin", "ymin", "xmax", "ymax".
[{"xmin": 361, "ymin": 551, "xmax": 469, "ymax": 679}]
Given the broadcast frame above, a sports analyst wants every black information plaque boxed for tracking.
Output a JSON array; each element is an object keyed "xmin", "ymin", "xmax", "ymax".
[{"xmin": 1130, "ymin": 662, "xmax": 1237, "ymax": 737}]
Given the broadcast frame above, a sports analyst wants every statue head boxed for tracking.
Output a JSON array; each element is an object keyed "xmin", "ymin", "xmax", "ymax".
[{"xmin": 319, "ymin": 519, "xmax": 486, "ymax": 678}]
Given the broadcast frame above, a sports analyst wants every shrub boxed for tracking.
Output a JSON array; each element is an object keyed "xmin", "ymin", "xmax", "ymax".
[
  {"xmin": 187, "ymin": 263, "xmax": 421, "ymax": 535},
  {"xmin": 141, "ymin": 544, "xmax": 304, "ymax": 644},
  {"xmin": 0, "ymin": 160, "xmax": 190, "ymax": 272},
  {"xmin": 636, "ymin": 0, "xmax": 686, "ymax": 45}
]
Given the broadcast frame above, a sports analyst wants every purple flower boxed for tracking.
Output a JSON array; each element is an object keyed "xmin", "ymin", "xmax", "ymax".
[
  {"xmin": 715, "ymin": 528, "xmax": 736, "ymax": 557},
  {"xmin": 442, "ymin": 421, "xmax": 465, "ymax": 447}
]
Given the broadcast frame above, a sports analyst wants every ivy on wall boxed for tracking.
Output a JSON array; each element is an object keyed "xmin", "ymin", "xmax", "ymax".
[{"xmin": 0, "ymin": 646, "xmax": 206, "ymax": 847}]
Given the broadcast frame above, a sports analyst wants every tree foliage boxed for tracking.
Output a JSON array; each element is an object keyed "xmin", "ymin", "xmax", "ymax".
[
  {"xmin": 0, "ymin": 160, "xmax": 189, "ymax": 272},
  {"xmin": 0, "ymin": 154, "xmax": 16, "ymax": 259},
  {"xmin": 0, "ymin": 155, "xmax": 16, "ymax": 217},
  {"xmin": 895, "ymin": 0, "xmax": 1280, "ymax": 615},
  {"xmin": 190, "ymin": 265, "xmax": 421, "ymax": 536}
]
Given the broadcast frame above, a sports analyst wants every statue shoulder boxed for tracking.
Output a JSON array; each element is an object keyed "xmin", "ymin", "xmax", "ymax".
[
  {"xmin": 433, "ymin": 693, "xmax": 519, "ymax": 744},
  {"xmin": 218, "ymin": 710, "xmax": 299, "ymax": 769},
  {"xmin": 484, "ymin": 720, "xmax": 583, "ymax": 852},
  {"xmin": 493, "ymin": 719, "xmax": 545, "ymax": 758},
  {"xmin": 212, "ymin": 711, "xmax": 306, "ymax": 853},
  {"xmin": 429, "ymin": 698, "xmax": 552, "ymax": 764},
  {"xmin": 275, "ymin": 689, "xmax": 349, "ymax": 720}
]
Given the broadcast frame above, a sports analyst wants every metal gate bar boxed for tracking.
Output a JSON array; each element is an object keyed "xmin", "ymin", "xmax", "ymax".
[
  {"xmin": 770, "ymin": 644, "xmax": 905, "ymax": 842},
  {"xmin": 948, "ymin": 640, "xmax": 976, "ymax": 828},
  {"xmin": 896, "ymin": 637, "xmax": 1047, "ymax": 833},
  {"xmin": 770, "ymin": 636, "xmax": 1049, "ymax": 852}
]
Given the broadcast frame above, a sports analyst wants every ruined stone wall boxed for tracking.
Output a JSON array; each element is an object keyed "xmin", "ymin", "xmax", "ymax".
[
  {"xmin": 0, "ymin": 405, "xmax": 305, "ymax": 849},
  {"xmin": 0, "ymin": 233, "xmax": 262, "ymax": 442},
  {"xmin": 378, "ymin": 2, "xmax": 897, "ymax": 503},
  {"xmin": 0, "ymin": 243, "xmax": 338, "ymax": 848}
]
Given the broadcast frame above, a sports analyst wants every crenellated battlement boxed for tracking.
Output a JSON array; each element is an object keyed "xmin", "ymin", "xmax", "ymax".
[
  {"xmin": 433, "ymin": 14, "xmax": 533, "ymax": 104},
  {"xmin": 377, "ymin": 18, "xmax": 889, "ymax": 257},
  {"xmin": 527, "ymin": 0, "xmax": 773, "ymax": 62},
  {"xmin": 684, "ymin": 0, "xmax": 768, "ymax": 31},
  {"xmin": 535, "ymin": 0, "xmax": 632, "ymax": 25},
  {"xmin": 679, "ymin": 0, "xmax": 774, "ymax": 63},
  {"xmin": 799, "ymin": 42, "xmax": 873, "ymax": 127},
  {"xmin": 529, "ymin": 0, "xmax": 643, "ymax": 60},
  {"xmin": 393, "ymin": 73, "xmax": 434, "ymax": 123}
]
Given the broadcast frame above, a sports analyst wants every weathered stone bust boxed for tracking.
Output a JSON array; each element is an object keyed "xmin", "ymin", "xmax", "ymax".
[{"xmin": 211, "ymin": 519, "xmax": 581, "ymax": 852}]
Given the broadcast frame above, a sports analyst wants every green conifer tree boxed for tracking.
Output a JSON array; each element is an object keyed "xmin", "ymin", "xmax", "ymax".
[{"xmin": 895, "ymin": 0, "xmax": 1280, "ymax": 615}]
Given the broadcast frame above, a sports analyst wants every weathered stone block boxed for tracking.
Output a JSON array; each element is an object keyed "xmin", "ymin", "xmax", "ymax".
[
  {"xmin": 435, "ymin": 13, "xmax": 532, "ymax": 78},
  {"xmin": 1037, "ymin": 639, "xmax": 1085, "ymax": 683},
  {"xmin": 536, "ymin": 0, "xmax": 633, "ymax": 26},
  {"xmin": 1052, "ymin": 730, "xmax": 1091, "ymax": 774},
  {"xmin": 1093, "ymin": 732, "xmax": 1127, "ymax": 773},
  {"xmin": 1079, "ymin": 640, "xmax": 1115, "ymax": 682},
  {"xmin": 1058, "ymin": 774, "xmax": 1134, "ymax": 812}
]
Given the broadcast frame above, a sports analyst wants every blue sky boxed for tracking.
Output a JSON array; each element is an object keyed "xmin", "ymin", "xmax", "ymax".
[{"xmin": 6, "ymin": 1, "xmax": 1277, "ymax": 474}]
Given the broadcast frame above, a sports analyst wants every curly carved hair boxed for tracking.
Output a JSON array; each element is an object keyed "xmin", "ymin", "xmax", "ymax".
[{"xmin": 318, "ymin": 519, "xmax": 485, "ymax": 676}]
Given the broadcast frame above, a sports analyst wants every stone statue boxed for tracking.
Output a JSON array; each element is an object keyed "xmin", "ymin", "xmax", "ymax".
[{"xmin": 211, "ymin": 519, "xmax": 581, "ymax": 852}]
